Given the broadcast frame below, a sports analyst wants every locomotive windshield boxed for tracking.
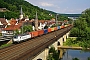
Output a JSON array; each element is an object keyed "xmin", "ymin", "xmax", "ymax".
[{"xmin": 13, "ymin": 36, "xmax": 18, "ymax": 38}]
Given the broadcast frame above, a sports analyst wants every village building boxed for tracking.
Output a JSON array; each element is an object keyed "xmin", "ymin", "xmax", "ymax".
[
  {"xmin": 0, "ymin": 7, "xmax": 65, "ymax": 36},
  {"xmin": 0, "ymin": 18, "xmax": 8, "ymax": 35}
]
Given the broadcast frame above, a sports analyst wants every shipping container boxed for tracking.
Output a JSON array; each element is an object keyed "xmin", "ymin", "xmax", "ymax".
[
  {"xmin": 54, "ymin": 27, "xmax": 58, "ymax": 31},
  {"xmin": 37, "ymin": 30, "xmax": 44, "ymax": 36},
  {"xmin": 51, "ymin": 27, "xmax": 54, "ymax": 31},
  {"xmin": 48, "ymin": 28, "xmax": 51, "ymax": 33},
  {"xmin": 44, "ymin": 29, "xmax": 48, "ymax": 34},
  {"xmin": 29, "ymin": 31, "xmax": 38, "ymax": 38},
  {"xmin": 65, "ymin": 25, "xmax": 68, "ymax": 27},
  {"xmin": 68, "ymin": 24, "xmax": 72, "ymax": 26},
  {"xmin": 57, "ymin": 26, "xmax": 60, "ymax": 30},
  {"xmin": 60, "ymin": 26, "xmax": 65, "ymax": 29}
]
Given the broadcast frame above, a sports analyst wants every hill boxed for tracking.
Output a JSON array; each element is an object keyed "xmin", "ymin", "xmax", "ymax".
[{"xmin": 0, "ymin": 0, "xmax": 68, "ymax": 20}]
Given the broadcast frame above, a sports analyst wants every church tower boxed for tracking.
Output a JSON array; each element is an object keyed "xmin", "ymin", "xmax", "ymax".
[{"xmin": 19, "ymin": 6, "xmax": 23, "ymax": 20}]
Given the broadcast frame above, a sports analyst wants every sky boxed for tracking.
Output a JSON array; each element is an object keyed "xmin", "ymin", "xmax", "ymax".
[{"xmin": 25, "ymin": 0, "xmax": 90, "ymax": 14}]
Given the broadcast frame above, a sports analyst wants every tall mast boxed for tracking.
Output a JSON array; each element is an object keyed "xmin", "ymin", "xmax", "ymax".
[
  {"xmin": 21, "ymin": 6, "xmax": 23, "ymax": 15},
  {"xmin": 20, "ymin": 6, "xmax": 23, "ymax": 20},
  {"xmin": 36, "ymin": 11, "xmax": 38, "ymax": 20},
  {"xmin": 56, "ymin": 14, "xmax": 58, "ymax": 26},
  {"xmin": 35, "ymin": 11, "xmax": 38, "ymax": 30}
]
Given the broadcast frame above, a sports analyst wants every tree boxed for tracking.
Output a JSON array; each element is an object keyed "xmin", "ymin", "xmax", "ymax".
[
  {"xmin": 0, "ymin": 0, "xmax": 69, "ymax": 20},
  {"xmin": 88, "ymin": 57, "xmax": 90, "ymax": 60},
  {"xmin": 70, "ymin": 28, "xmax": 79, "ymax": 37},
  {"xmin": 47, "ymin": 46, "xmax": 59, "ymax": 60},
  {"xmin": 81, "ymin": 8, "xmax": 90, "ymax": 26},
  {"xmin": 70, "ymin": 8, "xmax": 90, "ymax": 49},
  {"xmin": 22, "ymin": 25, "xmax": 33, "ymax": 33},
  {"xmin": 15, "ymin": 29, "xmax": 20, "ymax": 35},
  {"xmin": 72, "ymin": 58, "xmax": 79, "ymax": 60}
]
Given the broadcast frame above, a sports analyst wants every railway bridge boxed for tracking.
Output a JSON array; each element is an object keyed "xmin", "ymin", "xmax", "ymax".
[{"xmin": 0, "ymin": 25, "xmax": 73, "ymax": 60}]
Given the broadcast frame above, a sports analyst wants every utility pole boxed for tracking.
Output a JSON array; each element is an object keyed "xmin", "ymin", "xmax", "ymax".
[{"xmin": 22, "ymin": 23, "xmax": 23, "ymax": 34}]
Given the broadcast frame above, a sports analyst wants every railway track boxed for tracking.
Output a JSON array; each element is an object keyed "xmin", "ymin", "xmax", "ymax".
[
  {"xmin": 17, "ymin": 26, "xmax": 72, "ymax": 60},
  {"xmin": 0, "ymin": 26, "xmax": 72, "ymax": 60}
]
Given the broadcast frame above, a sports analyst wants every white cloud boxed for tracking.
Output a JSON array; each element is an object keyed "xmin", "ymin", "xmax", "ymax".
[
  {"xmin": 39, "ymin": 2, "xmax": 54, "ymax": 7},
  {"xmin": 25, "ymin": 0, "xmax": 90, "ymax": 14}
]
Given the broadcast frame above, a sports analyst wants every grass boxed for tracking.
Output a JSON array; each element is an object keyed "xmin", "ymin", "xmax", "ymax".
[
  {"xmin": 63, "ymin": 37, "xmax": 80, "ymax": 47},
  {"xmin": 0, "ymin": 43, "xmax": 12, "ymax": 49}
]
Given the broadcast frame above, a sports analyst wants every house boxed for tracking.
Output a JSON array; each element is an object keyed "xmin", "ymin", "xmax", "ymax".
[
  {"xmin": 1, "ymin": 18, "xmax": 22, "ymax": 35},
  {"xmin": 0, "ymin": 18, "xmax": 8, "ymax": 34},
  {"xmin": 38, "ymin": 20, "xmax": 47, "ymax": 30},
  {"xmin": 0, "ymin": 8, "xmax": 9, "ymax": 12},
  {"xmin": 2, "ymin": 18, "xmax": 34, "ymax": 36}
]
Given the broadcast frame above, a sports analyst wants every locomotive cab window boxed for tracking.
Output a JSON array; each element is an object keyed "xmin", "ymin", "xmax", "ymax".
[{"xmin": 14, "ymin": 36, "xmax": 18, "ymax": 38}]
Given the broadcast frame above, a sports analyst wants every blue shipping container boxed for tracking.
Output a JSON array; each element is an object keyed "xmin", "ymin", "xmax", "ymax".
[
  {"xmin": 44, "ymin": 29, "xmax": 48, "ymax": 34},
  {"xmin": 57, "ymin": 26, "xmax": 60, "ymax": 30}
]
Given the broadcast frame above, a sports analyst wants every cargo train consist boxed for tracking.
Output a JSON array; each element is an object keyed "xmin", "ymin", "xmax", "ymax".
[{"xmin": 13, "ymin": 24, "xmax": 71, "ymax": 43}]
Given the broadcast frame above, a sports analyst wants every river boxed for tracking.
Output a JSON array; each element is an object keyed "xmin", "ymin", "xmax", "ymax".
[{"xmin": 59, "ymin": 49, "xmax": 90, "ymax": 60}]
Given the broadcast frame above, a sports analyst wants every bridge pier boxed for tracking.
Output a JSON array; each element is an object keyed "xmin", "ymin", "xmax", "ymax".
[
  {"xmin": 59, "ymin": 49, "xmax": 63, "ymax": 59},
  {"xmin": 57, "ymin": 31, "xmax": 70, "ymax": 46},
  {"xmin": 32, "ymin": 47, "xmax": 49, "ymax": 60},
  {"xmin": 51, "ymin": 41, "xmax": 58, "ymax": 50},
  {"xmin": 58, "ymin": 37, "xmax": 63, "ymax": 46},
  {"xmin": 66, "ymin": 31, "xmax": 70, "ymax": 38},
  {"xmin": 63, "ymin": 34, "xmax": 66, "ymax": 42},
  {"xmin": 44, "ymin": 48, "xmax": 49, "ymax": 60},
  {"xmin": 59, "ymin": 49, "xmax": 66, "ymax": 59}
]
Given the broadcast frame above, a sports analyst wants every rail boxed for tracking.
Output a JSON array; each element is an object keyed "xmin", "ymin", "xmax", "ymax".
[{"xmin": 0, "ymin": 26, "xmax": 73, "ymax": 60}]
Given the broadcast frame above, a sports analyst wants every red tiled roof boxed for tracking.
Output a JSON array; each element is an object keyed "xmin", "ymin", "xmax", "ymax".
[
  {"xmin": 0, "ymin": 18, "xmax": 7, "ymax": 25},
  {"xmin": 38, "ymin": 20, "xmax": 49, "ymax": 23},
  {"xmin": 64, "ymin": 20, "xmax": 68, "ymax": 22},
  {"xmin": 9, "ymin": 19, "xmax": 17, "ymax": 25},
  {"xmin": 38, "ymin": 20, "xmax": 45, "ymax": 23},
  {"xmin": 3, "ymin": 25, "xmax": 21, "ymax": 31}
]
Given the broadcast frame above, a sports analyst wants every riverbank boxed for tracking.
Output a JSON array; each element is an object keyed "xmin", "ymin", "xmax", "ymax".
[
  {"xmin": 58, "ymin": 46, "xmax": 90, "ymax": 50},
  {"xmin": 58, "ymin": 46, "xmax": 82, "ymax": 50},
  {"xmin": 61, "ymin": 37, "xmax": 90, "ymax": 50}
]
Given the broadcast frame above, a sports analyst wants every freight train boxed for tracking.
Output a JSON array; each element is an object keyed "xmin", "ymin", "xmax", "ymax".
[{"xmin": 13, "ymin": 24, "xmax": 71, "ymax": 43}]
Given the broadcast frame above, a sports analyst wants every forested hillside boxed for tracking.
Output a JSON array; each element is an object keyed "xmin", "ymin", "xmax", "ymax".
[{"xmin": 0, "ymin": 0, "xmax": 68, "ymax": 20}]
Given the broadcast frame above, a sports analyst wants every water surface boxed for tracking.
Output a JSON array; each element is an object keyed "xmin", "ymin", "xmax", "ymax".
[{"xmin": 60, "ymin": 49, "xmax": 90, "ymax": 60}]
